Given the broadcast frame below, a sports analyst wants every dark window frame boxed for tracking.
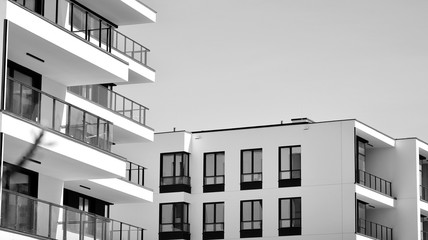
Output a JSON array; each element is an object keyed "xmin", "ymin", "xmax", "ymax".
[
  {"xmin": 203, "ymin": 152, "xmax": 225, "ymax": 193},
  {"xmin": 240, "ymin": 199, "xmax": 262, "ymax": 238},
  {"xmin": 203, "ymin": 202, "xmax": 224, "ymax": 240},
  {"xmin": 2, "ymin": 162, "xmax": 39, "ymax": 198},
  {"xmin": 356, "ymin": 136, "xmax": 368, "ymax": 184},
  {"xmin": 159, "ymin": 202, "xmax": 190, "ymax": 240},
  {"xmin": 278, "ymin": 145, "xmax": 301, "ymax": 187},
  {"xmin": 278, "ymin": 197, "xmax": 301, "ymax": 236},
  {"xmin": 63, "ymin": 189, "xmax": 111, "ymax": 217},
  {"xmin": 160, "ymin": 152, "xmax": 191, "ymax": 193},
  {"xmin": 240, "ymin": 148, "xmax": 262, "ymax": 190}
]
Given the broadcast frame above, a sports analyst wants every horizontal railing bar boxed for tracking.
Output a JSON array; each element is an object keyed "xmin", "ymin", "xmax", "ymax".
[
  {"xmin": 10, "ymin": 0, "xmax": 151, "ymax": 66},
  {"xmin": 2, "ymin": 189, "xmax": 144, "ymax": 230},
  {"xmin": 67, "ymin": 85, "xmax": 150, "ymax": 127},
  {"xmin": 357, "ymin": 169, "xmax": 392, "ymax": 197}
]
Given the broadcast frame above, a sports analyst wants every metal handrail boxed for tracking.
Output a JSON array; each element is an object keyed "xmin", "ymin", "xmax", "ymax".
[
  {"xmin": 204, "ymin": 222, "xmax": 224, "ymax": 232},
  {"xmin": 1, "ymin": 189, "xmax": 145, "ymax": 240},
  {"xmin": 204, "ymin": 175, "xmax": 225, "ymax": 185},
  {"xmin": 279, "ymin": 218, "xmax": 301, "ymax": 228},
  {"xmin": 68, "ymin": 85, "xmax": 149, "ymax": 126},
  {"xmin": 126, "ymin": 161, "xmax": 146, "ymax": 186},
  {"xmin": 5, "ymin": 78, "xmax": 113, "ymax": 151},
  {"xmin": 240, "ymin": 220, "xmax": 262, "ymax": 230},
  {"xmin": 159, "ymin": 223, "xmax": 190, "ymax": 232},
  {"xmin": 160, "ymin": 176, "xmax": 191, "ymax": 186},
  {"xmin": 357, "ymin": 170, "xmax": 392, "ymax": 197},
  {"xmin": 10, "ymin": 0, "xmax": 151, "ymax": 67},
  {"xmin": 279, "ymin": 169, "xmax": 301, "ymax": 180},
  {"xmin": 357, "ymin": 218, "xmax": 393, "ymax": 240},
  {"xmin": 241, "ymin": 172, "xmax": 262, "ymax": 182},
  {"xmin": 112, "ymin": 30, "xmax": 150, "ymax": 66}
]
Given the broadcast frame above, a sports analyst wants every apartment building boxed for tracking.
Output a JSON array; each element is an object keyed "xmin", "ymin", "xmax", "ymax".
[
  {"xmin": 112, "ymin": 118, "xmax": 428, "ymax": 240},
  {"xmin": 0, "ymin": 0, "xmax": 156, "ymax": 239}
]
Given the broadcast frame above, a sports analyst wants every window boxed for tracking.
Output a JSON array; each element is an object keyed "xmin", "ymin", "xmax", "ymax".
[
  {"xmin": 241, "ymin": 149, "xmax": 262, "ymax": 190},
  {"xmin": 160, "ymin": 152, "xmax": 191, "ymax": 193},
  {"xmin": 279, "ymin": 146, "xmax": 301, "ymax": 187},
  {"xmin": 159, "ymin": 202, "xmax": 190, "ymax": 240},
  {"xmin": 421, "ymin": 155, "xmax": 428, "ymax": 201},
  {"xmin": 240, "ymin": 200, "xmax": 262, "ymax": 238},
  {"xmin": 6, "ymin": 61, "xmax": 42, "ymax": 123},
  {"xmin": 356, "ymin": 137, "xmax": 367, "ymax": 185},
  {"xmin": 12, "ymin": 0, "xmax": 44, "ymax": 14},
  {"xmin": 421, "ymin": 215, "xmax": 428, "ymax": 240},
  {"xmin": 63, "ymin": 189, "xmax": 111, "ymax": 217},
  {"xmin": 203, "ymin": 202, "xmax": 224, "ymax": 240},
  {"xmin": 1, "ymin": 162, "xmax": 38, "ymax": 234},
  {"xmin": 204, "ymin": 152, "xmax": 225, "ymax": 192},
  {"xmin": 279, "ymin": 198, "xmax": 301, "ymax": 236}
]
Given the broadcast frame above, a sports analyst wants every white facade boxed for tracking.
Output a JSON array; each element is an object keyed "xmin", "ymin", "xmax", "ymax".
[
  {"xmin": 112, "ymin": 119, "xmax": 427, "ymax": 240},
  {"xmin": 0, "ymin": 0, "xmax": 156, "ymax": 239}
]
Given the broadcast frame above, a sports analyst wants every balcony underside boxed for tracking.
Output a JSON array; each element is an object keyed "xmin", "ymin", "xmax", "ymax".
[
  {"xmin": 77, "ymin": 0, "xmax": 156, "ymax": 25},
  {"xmin": 65, "ymin": 178, "xmax": 153, "ymax": 203},
  {"xmin": 355, "ymin": 184, "xmax": 394, "ymax": 208},
  {"xmin": 6, "ymin": 3, "xmax": 130, "ymax": 86},
  {"xmin": 0, "ymin": 112, "xmax": 126, "ymax": 181}
]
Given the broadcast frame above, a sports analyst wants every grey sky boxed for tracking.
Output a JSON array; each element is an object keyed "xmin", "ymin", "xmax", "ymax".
[{"xmin": 118, "ymin": 0, "xmax": 428, "ymax": 141}]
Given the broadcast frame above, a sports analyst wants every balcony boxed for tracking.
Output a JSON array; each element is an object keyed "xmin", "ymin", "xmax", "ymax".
[
  {"xmin": 63, "ymin": 161, "xmax": 152, "ymax": 203},
  {"xmin": 160, "ymin": 176, "xmax": 191, "ymax": 194},
  {"xmin": 357, "ymin": 170, "xmax": 392, "ymax": 197},
  {"xmin": 11, "ymin": 0, "xmax": 151, "ymax": 67},
  {"xmin": 68, "ymin": 85, "xmax": 149, "ymax": 127},
  {"xmin": 8, "ymin": 0, "xmax": 155, "ymax": 84},
  {"xmin": 203, "ymin": 175, "xmax": 225, "ymax": 193},
  {"xmin": 1, "ymin": 189, "xmax": 145, "ymax": 240},
  {"xmin": 159, "ymin": 223, "xmax": 190, "ymax": 240},
  {"xmin": 357, "ymin": 218, "xmax": 393, "ymax": 240},
  {"xmin": 126, "ymin": 161, "xmax": 147, "ymax": 186},
  {"xmin": 241, "ymin": 172, "xmax": 262, "ymax": 190},
  {"xmin": 5, "ymin": 78, "xmax": 113, "ymax": 152}
]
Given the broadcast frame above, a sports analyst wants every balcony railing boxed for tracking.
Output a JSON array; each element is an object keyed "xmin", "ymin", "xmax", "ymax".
[
  {"xmin": 357, "ymin": 170, "xmax": 392, "ymax": 197},
  {"xmin": 204, "ymin": 175, "xmax": 224, "ymax": 185},
  {"xmin": 421, "ymin": 185, "xmax": 428, "ymax": 202},
  {"xmin": 159, "ymin": 223, "xmax": 190, "ymax": 232},
  {"xmin": 1, "ymin": 189, "xmax": 145, "ymax": 240},
  {"xmin": 10, "ymin": 0, "xmax": 151, "ymax": 66},
  {"xmin": 204, "ymin": 223, "xmax": 224, "ymax": 232},
  {"xmin": 422, "ymin": 230, "xmax": 428, "ymax": 240},
  {"xmin": 241, "ymin": 220, "xmax": 262, "ymax": 230},
  {"xmin": 357, "ymin": 218, "xmax": 393, "ymax": 240},
  {"xmin": 160, "ymin": 176, "xmax": 191, "ymax": 186},
  {"xmin": 68, "ymin": 85, "xmax": 149, "ymax": 126},
  {"xmin": 126, "ymin": 161, "xmax": 146, "ymax": 186},
  {"xmin": 279, "ymin": 169, "xmax": 301, "ymax": 180},
  {"xmin": 241, "ymin": 173, "xmax": 262, "ymax": 182},
  {"xmin": 112, "ymin": 30, "xmax": 150, "ymax": 66},
  {"xmin": 5, "ymin": 78, "xmax": 113, "ymax": 151}
]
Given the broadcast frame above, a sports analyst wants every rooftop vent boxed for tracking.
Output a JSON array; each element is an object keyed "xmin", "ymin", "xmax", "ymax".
[{"xmin": 290, "ymin": 118, "xmax": 314, "ymax": 124}]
